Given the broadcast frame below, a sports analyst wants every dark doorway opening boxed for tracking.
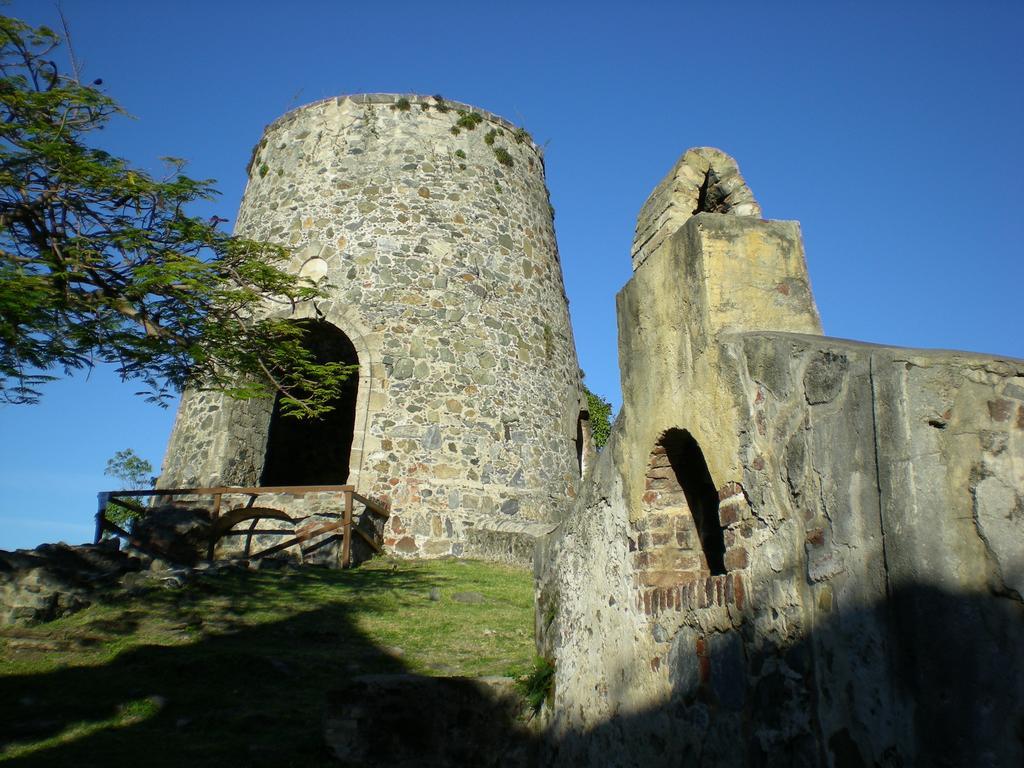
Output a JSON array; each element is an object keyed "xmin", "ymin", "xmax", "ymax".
[
  {"xmin": 260, "ymin": 321, "xmax": 359, "ymax": 486},
  {"xmin": 661, "ymin": 428, "xmax": 727, "ymax": 575}
]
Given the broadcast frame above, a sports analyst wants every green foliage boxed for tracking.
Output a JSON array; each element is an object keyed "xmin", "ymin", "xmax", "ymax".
[
  {"xmin": 513, "ymin": 127, "xmax": 530, "ymax": 144},
  {"xmin": 455, "ymin": 110, "xmax": 483, "ymax": 130},
  {"xmin": 454, "ymin": 149, "xmax": 466, "ymax": 159},
  {"xmin": 258, "ymin": 163, "xmax": 268, "ymax": 177},
  {"xmin": 432, "ymin": 94, "xmax": 450, "ymax": 113},
  {"xmin": 393, "ymin": 97, "xmax": 411, "ymax": 111},
  {"xmin": 449, "ymin": 126, "xmax": 460, "ymax": 136},
  {"xmin": 584, "ymin": 385, "xmax": 613, "ymax": 449},
  {"xmin": 105, "ymin": 448, "xmax": 153, "ymax": 489},
  {"xmin": 103, "ymin": 448, "xmax": 153, "ymax": 526},
  {"xmin": 484, "ymin": 128, "xmax": 497, "ymax": 146},
  {"xmin": 515, "ymin": 656, "xmax": 555, "ymax": 714},
  {"xmin": 493, "ymin": 146, "xmax": 514, "ymax": 168},
  {"xmin": 0, "ymin": 15, "xmax": 353, "ymax": 416}
]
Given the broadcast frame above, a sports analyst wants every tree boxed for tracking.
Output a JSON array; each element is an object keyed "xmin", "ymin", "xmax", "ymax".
[
  {"xmin": 103, "ymin": 447, "xmax": 153, "ymax": 527},
  {"xmin": 104, "ymin": 447, "xmax": 153, "ymax": 490},
  {"xmin": 584, "ymin": 385, "xmax": 613, "ymax": 449},
  {"xmin": 0, "ymin": 15, "xmax": 354, "ymax": 417}
]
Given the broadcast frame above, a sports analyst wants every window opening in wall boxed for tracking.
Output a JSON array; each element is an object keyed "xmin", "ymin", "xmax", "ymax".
[
  {"xmin": 260, "ymin": 320, "xmax": 359, "ymax": 486},
  {"xmin": 575, "ymin": 409, "xmax": 590, "ymax": 477},
  {"xmin": 660, "ymin": 428, "xmax": 727, "ymax": 575},
  {"xmin": 693, "ymin": 167, "xmax": 731, "ymax": 215}
]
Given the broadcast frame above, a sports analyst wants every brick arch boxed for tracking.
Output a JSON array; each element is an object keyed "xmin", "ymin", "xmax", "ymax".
[
  {"xmin": 631, "ymin": 429, "xmax": 750, "ymax": 617},
  {"xmin": 631, "ymin": 147, "xmax": 762, "ymax": 270}
]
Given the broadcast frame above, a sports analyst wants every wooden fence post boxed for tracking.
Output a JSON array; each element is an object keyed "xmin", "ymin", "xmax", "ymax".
[
  {"xmin": 95, "ymin": 492, "xmax": 109, "ymax": 544},
  {"xmin": 342, "ymin": 490, "xmax": 353, "ymax": 568}
]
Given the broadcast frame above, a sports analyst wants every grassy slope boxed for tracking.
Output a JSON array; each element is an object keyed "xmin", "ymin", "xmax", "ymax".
[{"xmin": 0, "ymin": 558, "xmax": 535, "ymax": 767}]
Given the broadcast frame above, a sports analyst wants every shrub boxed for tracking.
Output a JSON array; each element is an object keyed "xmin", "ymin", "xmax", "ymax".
[
  {"xmin": 455, "ymin": 110, "xmax": 484, "ymax": 130},
  {"xmin": 584, "ymin": 386, "xmax": 613, "ymax": 449},
  {"xmin": 103, "ymin": 449, "xmax": 154, "ymax": 528},
  {"xmin": 515, "ymin": 656, "xmax": 555, "ymax": 714},
  {"xmin": 493, "ymin": 146, "xmax": 514, "ymax": 168}
]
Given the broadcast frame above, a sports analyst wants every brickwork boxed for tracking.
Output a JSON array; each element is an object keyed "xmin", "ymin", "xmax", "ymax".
[
  {"xmin": 631, "ymin": 147, "xmax": 761, "ymax": 271},
  {"xmin": 630, "ymin": 437, "xmax": 752, "ymax": 617}
]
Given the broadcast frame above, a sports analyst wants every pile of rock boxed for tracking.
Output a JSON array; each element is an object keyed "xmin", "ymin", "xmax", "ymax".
[
  {"xmin": 0, "ymin": 536, "xmax": 272, "ymax": 627},
  {"xmin": 0, "ymin": 541, "xmax": 142, "ymax": 626},
  {"xmin": 1, "ymin": 504, "xmax": 361, "ymax": 627}
]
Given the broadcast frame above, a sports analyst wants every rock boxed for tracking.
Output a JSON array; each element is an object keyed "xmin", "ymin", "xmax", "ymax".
[
  {"xmin": 0, "ymin": 542, "xmax": 142, "ymax": 626},
  {"xmin": 452, "ymin": 591, "xmax": 485, "ymax": 604},
  {"xmin": 121, "ymin": 571, "xmax": 155, "ymax": 595},
  {"xmin": 803, "ymin": 350, "xmax": 849, "ymax": 405},
  {"xmin": 428, "ymin": 587, "xmax": 441, "ymax": 601},
  {"xmin": 159, "ymin": 574, "xmax": 186, "ymax": 590},
  {"xmin": 132, "ymin": 505, "xmax": 211, "ymax": 566}
]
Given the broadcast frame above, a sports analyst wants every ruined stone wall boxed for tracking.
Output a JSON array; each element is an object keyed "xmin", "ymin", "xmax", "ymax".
[
  {"xmin": 631, "ymin": 147, "xmax": 761, "ymax": 271},
  {"xmin": 539, "ymin": 174, "xmax": 1024, "ymax": 766},
  {"xmin": 160, "ymin": 94, "xmax": 583, "ymax": 559}
]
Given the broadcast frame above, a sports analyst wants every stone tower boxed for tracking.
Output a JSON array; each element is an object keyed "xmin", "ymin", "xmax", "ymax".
[{"xmin": 159, "ymin": 94, "xmax": 585, "ymax": 559}]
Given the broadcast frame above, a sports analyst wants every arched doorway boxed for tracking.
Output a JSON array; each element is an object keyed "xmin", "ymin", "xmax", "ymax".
[
  {"xmin": 638, "ymin": 428, "xmax": 727, "ymax": 578},
  {"xmin": 660, "ymin": 429, "xmax": 726, "ymax": 575},
  {"xmin": 260, "ymin": 320, "xmax": 359, "ymax": 486}
]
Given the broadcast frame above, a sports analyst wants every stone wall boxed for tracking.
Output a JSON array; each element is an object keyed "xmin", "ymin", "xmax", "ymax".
[
  {"xmin": 160, "ymin": 94, "xmax": 585, "ymax": 560},
  {"xmin": 539, "ymin": 159, "xmax": 1024, "ymax": 766}
]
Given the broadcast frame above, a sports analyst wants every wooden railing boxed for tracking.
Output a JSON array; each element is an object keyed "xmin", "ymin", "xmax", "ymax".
[{"xmin": 95, "ymin": 485, "xmax": 390, "ymax": 567}]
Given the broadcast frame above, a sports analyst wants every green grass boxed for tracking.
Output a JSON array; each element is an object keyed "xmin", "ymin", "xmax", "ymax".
[{"xmin": 0, "ymin": 558, "xmax": 535, "ymax": 766}]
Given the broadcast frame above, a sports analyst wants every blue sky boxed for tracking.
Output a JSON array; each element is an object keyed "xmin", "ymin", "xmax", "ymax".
[{"xmin": 2, "ymin": 1, "xmax": 1022, "ymax": 550}]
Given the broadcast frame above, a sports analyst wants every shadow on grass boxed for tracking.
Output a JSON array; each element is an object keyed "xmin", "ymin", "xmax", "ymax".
[
  {"xmin": 6, "ymin": 565, "xmax": 1022, "ymax": 767},
  {"xmin": 0, "ymin": 566, "xmax": 454, "ymax": 767}
]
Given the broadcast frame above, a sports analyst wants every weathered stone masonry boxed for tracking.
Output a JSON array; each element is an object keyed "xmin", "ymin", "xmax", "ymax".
[
  {"xmin": 160, "ymin": 94, "xmax": 585, "ymax": 560},
  {"xmin": 538, "ymin": 148, "xmax": 1024, "ymax": 767}
]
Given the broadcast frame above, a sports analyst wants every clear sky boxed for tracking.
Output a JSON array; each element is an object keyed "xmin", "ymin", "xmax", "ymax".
[{"xmin": 2, "ymin": 1, "xmax": 1022, "ymax": 550}]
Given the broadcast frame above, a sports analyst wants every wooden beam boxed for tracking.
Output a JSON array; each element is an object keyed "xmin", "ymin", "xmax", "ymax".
[
  {"xmin": 102, "ymin": 484, "xmax": 355, "ymax": 498},
  {"xmin": 351, "ymin": 492, "xmax": 390, "ymax": 518},
  {"xmin": 352, "ymin": 525, "xmax": 384, "ymax": 554}
]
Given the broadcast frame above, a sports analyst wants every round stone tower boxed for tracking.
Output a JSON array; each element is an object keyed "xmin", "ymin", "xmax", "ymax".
[{"xmin": 159, "ymin": 94, "xmax": 585, "ymax": 559}]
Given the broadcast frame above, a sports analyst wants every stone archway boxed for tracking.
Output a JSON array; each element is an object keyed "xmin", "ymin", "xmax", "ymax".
[{"xmin": 260, "ymin": 320, "xmax": 360, "ymax": 486}]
